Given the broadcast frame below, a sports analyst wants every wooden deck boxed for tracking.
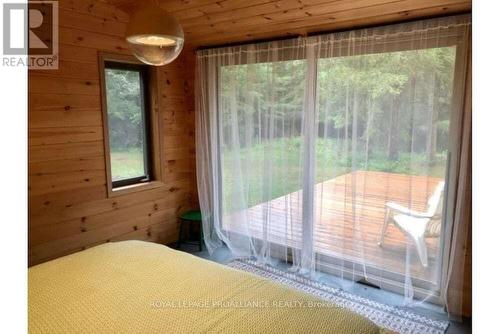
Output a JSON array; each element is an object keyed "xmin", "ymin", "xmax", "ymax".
[{"xmin": 224, "ymin": 170, "xmax": 443, "ymax": 285}]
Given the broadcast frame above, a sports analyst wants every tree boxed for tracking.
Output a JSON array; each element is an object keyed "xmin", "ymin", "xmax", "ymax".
[{"xmin": 104, "ymin": 69, "xmax": 144, "ymax": 151}]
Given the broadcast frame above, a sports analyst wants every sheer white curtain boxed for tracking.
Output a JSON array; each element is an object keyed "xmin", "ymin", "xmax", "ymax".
[
  {"xmin": 196, "ymin": 39, "xmax": 311, "ymax": 268},
  {"xmin": 196, "ymin": 15, "xmax": 471, "ymax": 312}
]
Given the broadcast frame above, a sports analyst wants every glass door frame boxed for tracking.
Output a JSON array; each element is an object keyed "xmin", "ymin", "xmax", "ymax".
[{"xmin": 212, "ymin": 17, "xmax": 471, "ymax": 305}]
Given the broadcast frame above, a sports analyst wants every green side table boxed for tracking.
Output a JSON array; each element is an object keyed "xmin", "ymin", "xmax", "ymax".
[{"xmin": 177, "ymin": 210, "xmax": 203, "ymax": 251}]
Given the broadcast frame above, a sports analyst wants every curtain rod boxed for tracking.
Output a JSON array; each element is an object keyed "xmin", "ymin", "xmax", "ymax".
[{"xmin": 195, "ymin": 10, "xmax": 471, "ymax": 51}]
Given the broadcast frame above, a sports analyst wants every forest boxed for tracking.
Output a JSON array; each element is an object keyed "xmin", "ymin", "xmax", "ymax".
[
  {"xmin": 104, "ymin": 68, "xmax": 147, "ymax": 181},
  {"xmin": 103, "ymin": 46, "xmax": 457, "ymax": 205},
  {"xmin": 219, "ymin": 46, "xmax": 457, "ymax": 208}
]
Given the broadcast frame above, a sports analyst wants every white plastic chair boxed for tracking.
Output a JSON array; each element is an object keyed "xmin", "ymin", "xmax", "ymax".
[{"xmin": 378, "ymin": 181, "xmax": 445, "ymax": 267}]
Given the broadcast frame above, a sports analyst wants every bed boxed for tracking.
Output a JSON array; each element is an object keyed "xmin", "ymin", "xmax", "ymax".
[{"xmin": 29, "ymin": 240, "xmax": 381, "ymax": 333}]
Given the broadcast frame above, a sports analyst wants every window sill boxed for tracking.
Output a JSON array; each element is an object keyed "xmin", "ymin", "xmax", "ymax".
[{"xmin": 109, "ymin": 180, "xmax": 164, "ymax": 198}]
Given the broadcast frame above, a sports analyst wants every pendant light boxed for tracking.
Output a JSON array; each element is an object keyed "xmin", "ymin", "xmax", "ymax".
[{"xmin": 126, "ymin": 3, "xmax": 184, "ymax": 66}]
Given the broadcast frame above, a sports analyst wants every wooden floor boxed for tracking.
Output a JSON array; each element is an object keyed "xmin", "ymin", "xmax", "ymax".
[{"xmin": 224, "ymin": 170, "xmax": 443, "ymax": 284}]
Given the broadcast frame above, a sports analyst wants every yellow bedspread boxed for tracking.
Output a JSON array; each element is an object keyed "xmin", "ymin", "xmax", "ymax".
[{"xmin": 29, "ymin": 241, "xmax": 381, "ymax": 333}]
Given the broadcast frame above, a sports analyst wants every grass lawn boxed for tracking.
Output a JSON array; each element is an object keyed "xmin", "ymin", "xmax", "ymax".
[
  {"xmin": 222, "ymin": 137, "xmax": 447, "ymax": 209},
  {"xmin": 109, "ymin": 138, "xmax": 446, "ymax": 209},
  {"xmin": 111, "ymin": 149, "xmax": 145, "ymax": 181}
]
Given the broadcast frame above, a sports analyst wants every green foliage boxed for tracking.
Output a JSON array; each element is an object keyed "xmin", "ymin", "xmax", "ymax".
[
  {"xmin": 222, "ymin": 138, "xmax": 447, "ymax": 210},
  {"xmin": 105, "ymin": 69, "xmax": 144, "ymax": 150},
  {"xmin": 218, "ymin": 46, "xmax": 456, "ymax": 211},
  {"xmin": 105, "ymin": 69, "xmax": 146, "ymax": 181}
]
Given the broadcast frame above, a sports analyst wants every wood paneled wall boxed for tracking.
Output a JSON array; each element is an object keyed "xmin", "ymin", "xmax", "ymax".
[{"xmin": 28, "ymin": 0, "xmax": 197, "ymax": 266}]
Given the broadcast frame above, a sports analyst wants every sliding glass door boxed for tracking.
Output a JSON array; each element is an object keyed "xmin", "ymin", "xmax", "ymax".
[
  {"xmin": 314, "ymin": 46, "xmax": 458, "ymax": 296},
  {"xmin": 197, "ymin": 14, "xmax": 471, "ymax": 303}
]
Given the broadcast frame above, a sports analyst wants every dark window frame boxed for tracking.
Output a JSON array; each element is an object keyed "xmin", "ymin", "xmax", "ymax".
[{"xmin": 102, "ymin": 60, "xmax": 153, "ymax": 189}]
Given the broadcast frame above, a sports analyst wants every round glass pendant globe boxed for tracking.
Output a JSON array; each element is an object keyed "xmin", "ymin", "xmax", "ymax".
[{"xmin": 127, "ymin": 35, "xmax": 184, "ymax": 66}]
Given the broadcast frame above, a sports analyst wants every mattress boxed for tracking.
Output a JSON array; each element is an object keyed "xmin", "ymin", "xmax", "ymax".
[{"xmin": 29, "ymin": 240, "xmax": 381, "ymax": 333}]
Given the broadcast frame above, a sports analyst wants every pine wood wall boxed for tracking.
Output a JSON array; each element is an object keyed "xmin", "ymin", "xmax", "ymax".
[{"xmin": 28, "ymin": 0, "xmax": 197, "ymax": 266}]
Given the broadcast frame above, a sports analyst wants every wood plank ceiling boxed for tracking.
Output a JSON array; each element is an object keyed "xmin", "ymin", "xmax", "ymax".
[{"xmin": 106, "ymin": 0, "xmax": 472, "ymax": 48}]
